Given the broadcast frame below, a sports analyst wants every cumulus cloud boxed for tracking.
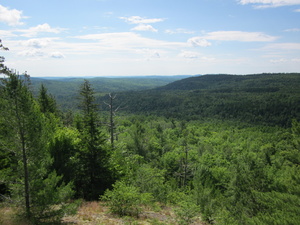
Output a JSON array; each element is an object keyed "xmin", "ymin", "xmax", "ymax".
[
  {"xmin": 0, "ymin": 5, "xmax": 25, "ymax": 26},
  {"xmin": 188, "ymin": 37, "xmax": 212, "ymax": 47},
  {"xmin": 17, "ymin": 23, "xmax": 65, "ymax": 37},
  {"xmin": 17, "ymin": 49, "xmax": 65, "ymax": 59},
  {"xmin": 120, "ymin": 16, "xmax": 164, "ymax": 24},
  {"xmin": 203, "ymin": 31, "xmax": 277, "ymax": 42},
  {"xmin": 238, "ymin": 0, "xmax": 300, "ymax": 8},
  {"xmin": 50, "ymin": 51, "xmax": 65, "ymax": 59},
  {"xmin": 132, "ymin": 24, "xmax": 158, "ymax": 32},
  {"xmin": 21, "ymin": 38, "xmax": 54, "ymax": 48}
]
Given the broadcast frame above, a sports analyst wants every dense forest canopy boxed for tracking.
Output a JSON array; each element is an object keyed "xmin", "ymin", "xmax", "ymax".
[
  {"xmin": 110, "ymin": 73, "xmax": 300, "ymax": 127},
  {"xmin": 1, "ymin": 41, "xmax": 300, "ymax": 224}
]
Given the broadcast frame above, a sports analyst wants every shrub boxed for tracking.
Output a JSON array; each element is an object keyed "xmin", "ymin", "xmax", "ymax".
[
  {"xmin": 101, "ymin": 181, "xmax": 153, "ymax": 217},
  {"xmin": 174, "ymin": 195, "xmax": 199, "ymax": 225}
]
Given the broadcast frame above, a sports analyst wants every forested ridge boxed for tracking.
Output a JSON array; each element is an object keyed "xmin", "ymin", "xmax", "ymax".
[
  {"xmin": 112, "ymin": 73, "xmax": 300, "ymax": 127},
  {"xmin": 1, "ymin": 41, "xmax": 300, "ymax": 224},
  {"xmin": 29, "ymin": 75, "xmax": 190, "ymax": 111}
]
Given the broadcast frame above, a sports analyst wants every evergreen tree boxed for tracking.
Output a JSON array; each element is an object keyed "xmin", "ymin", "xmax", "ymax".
[
  {"xmin": 76, "ymin": 80, "xmax": 113, "ymax": 200},
  {"xmin": 38, "ymin": 83, "xmax": 58, "ymax": 115},
  {"xmin": 0, "ymin": 67, "xmax": 73, "ymax": 221}
]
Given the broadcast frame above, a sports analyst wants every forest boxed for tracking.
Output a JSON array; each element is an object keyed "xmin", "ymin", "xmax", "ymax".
[{"xmin": 1, "ymin": 40, "xmax": 300, "ymax": 225}]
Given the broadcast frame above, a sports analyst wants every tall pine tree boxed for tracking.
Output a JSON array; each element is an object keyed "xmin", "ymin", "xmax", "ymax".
[
  {"xmin": 0, "ymin": 43, "xmax": 73, "ymax": 222},
  {"xmin": 76, "ymin": 80, "xmax": 113, "ymax": 200}
]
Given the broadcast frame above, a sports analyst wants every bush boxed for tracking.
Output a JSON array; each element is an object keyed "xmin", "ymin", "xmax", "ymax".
[
  {"xmin": 101, "ymin": 181, "xmax": 153, "ymax": 217},
  {"xmin": 174, "ymin": 194, "xmax": 199, "ymax": 225}
]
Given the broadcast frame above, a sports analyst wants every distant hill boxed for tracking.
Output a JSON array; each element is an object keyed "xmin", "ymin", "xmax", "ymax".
[
  {"xmin": 111, "ymin": 73, "xmax": 300, "ymax": 127},
  {"xmin": 157, "ymin": 73, "xmax": 299, "ymax": 92},
  {"xmin": 30, "ymin": 75, "xmax": 191, "ymax": 110}
]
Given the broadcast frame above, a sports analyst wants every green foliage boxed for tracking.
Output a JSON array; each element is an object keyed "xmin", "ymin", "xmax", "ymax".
[
  {"xmin": 0, "ymin": 72, "xmax": 74, "ymax": 222},
  {"xmin": 49, "ymin": 127, "xmax": 81, "ymax": 185},
  {"xmin": 38, "ymin": 84, "xmax": 58, "ymax": 115},
  {"xmin": 101, "ymin": 181, "xmax": 153, "ymax": 217},
  {"xmin": 174, "ymin": 194, "xmax": 199, "ymax": 225},
  {"xmin": 110, "ymin": 117, "xmax": 300, "ymax": 224},
  {"xmin": 30, "ymin": 76, "xmax": 188, "ymax": 111},
  {"xmin": 131, "ymin": 164, "xmax": 167, "ymax": 203},
  {"xmin": 75, "ymin": 80, "xmax": 114, "ymax": 200},
  {"xmin": 113, "ymin": 73, "xmax": 300, "ymax": 127}
]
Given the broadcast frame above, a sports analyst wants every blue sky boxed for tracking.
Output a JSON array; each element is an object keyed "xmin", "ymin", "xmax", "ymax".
[{"xmin": 1, "ymin": 0, "xmax": 300, "ymax": 77}]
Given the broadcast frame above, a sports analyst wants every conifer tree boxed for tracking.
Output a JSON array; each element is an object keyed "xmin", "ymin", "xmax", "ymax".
[
  {"xmin": 38, "ymin": 84, "xmax": 58, "ymax": 115},
  {"xmin": 77, "ymin": 79, "xmax": 113, "ymax": 200},
  {"xmin": 0, "ymin": 43, "xmax": 73, "ymax": 221}
]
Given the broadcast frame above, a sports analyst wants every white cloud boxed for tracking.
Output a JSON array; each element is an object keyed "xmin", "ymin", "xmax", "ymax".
[
  {"xmin": 0, "ymin": 5, "xmax": 25, "ymax": 26},
  {"xmin": 203, "ymin": 31, "xmax": 278, "ymax": 42},
  {"xmin": 120, "ymin": 16, "xmax": 165, "ymax": 24},
  {"xmin": 284, "ymin": 28, "xmax": 300, "ymax": 32},
  {"xmin": 263, "ymin": 42, "xmax": 300, "ymax": 50},
  {"xmin": 50, "ymin": 51, "xmax": 65, "ymax": 59},
  {"xmin": 270, "ymin": 58, "xmax": 287, "ymax": 63},
  {"xmin": 165, "ymin": 28, "xmax": 195, "ymax": 34},
  {"xmin": 200, "ymin": 56, "xmax": 216, "ymax": 61},
  {"xmin": 17, "ymin": 49, "xmax": 45, "ymax": 57},
  {"xmin": 136, "ymin": 49, "xmax": 161, "ymax": 60},
  {"xmin": 238, "ymin": 0, "xmax": 300, "ymax": 8},
  {"xmin": 0, "ymin": 30, "xmax": 16, "ymax": 38},
  {"xmin": 292, "ymin": 58, "xmax": 300, "ymax": 62},
  {"xmin": 132, "ymin": 24, "xmax": 158, "ymax": 32},
  {"xmin": 179, "ymin": 51, "xmax": 201, "ymax": 59},
  {"xmin": 295, "ymin": 8, "xmax": 300, "ymax": 11},
  {"xmin": 16, "ymin": 23, "xmax": 65, "ymax": 37},
  {"xmin": 73, "ymin": 32, "xmax": 186, "ymax": 51},
  {"xmin": 178, "ymin": 51, "xmax": 216, "ymax": 61},
  {"xmin": 188, "ymin": 37, "xmax": 212, "ymax": 47},
  {"xmin": 21, "ymin": 38, "xmax": 55, "ymax": 48}
]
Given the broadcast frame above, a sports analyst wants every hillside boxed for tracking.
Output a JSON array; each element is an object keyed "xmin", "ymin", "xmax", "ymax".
[
  {"xmin": 30, "ymin": 75, "xmax": 190, "ymax": 110},
  {"xmin": 31, "ymin": 75, "xmax": 190, "ymax": 94},
  {"xmin": 110, "ymin": 73, "xmax": 300, "ymax": 126}
]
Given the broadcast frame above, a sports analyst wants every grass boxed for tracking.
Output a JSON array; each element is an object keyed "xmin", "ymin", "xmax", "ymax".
[
  {"xmin": 0, "ymin": 205, "xmax": 30, "ymax": 225},
  {"xmin": 1, "ymin": 201, "xmax": 208, "ymax": 225},
  {"xmin": 62, "ymin": 201, "xmax": 207, "ymax": 225}
]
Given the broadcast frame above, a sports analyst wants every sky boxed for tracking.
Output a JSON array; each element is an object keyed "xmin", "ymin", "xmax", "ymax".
[{"xmin": 0, "ymin": 0, "xmax": 300, "ymax": 77}]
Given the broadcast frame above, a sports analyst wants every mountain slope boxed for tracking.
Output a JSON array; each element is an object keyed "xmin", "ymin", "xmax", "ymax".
[
  {"xmin": 111, "ymin": 73, "xmax": 300, "ymax": 126},
  {"xmin": 30, "ymin": 75, "xmax": 190, "ymax": 110}
]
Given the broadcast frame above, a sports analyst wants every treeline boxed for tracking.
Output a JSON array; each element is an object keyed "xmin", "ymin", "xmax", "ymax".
[{"xmin": 30, "ymin": 75, "xmax": 189, "ymax": 111}]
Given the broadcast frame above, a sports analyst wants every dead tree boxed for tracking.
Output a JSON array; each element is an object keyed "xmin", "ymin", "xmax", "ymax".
[{"xmin": 104, "ymin": 93, "xmax": 121, "ymax": 149}]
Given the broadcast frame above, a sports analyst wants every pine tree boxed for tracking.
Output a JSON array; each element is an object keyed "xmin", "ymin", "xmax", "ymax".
[
  {"xmin": 0, "ymin": 47, "xmax": 73, "ymax": 221},
  {"xmin": 76, "ymin": 80, "xmax": 113, "ymax": 200},
  {"xmin": 38, "ymin": 84, "xmax": 58, "ymax": 115}
]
